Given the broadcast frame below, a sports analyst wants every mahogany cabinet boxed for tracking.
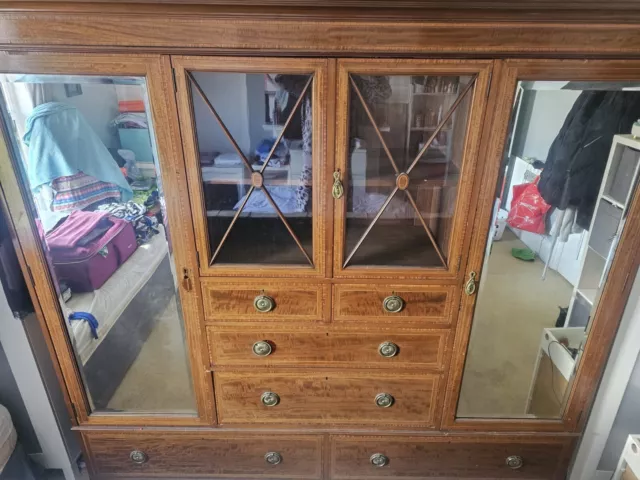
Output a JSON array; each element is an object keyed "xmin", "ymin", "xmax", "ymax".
[{"xmin": 2, "ymin": 2, "xmax": 640, "ymax": 479}]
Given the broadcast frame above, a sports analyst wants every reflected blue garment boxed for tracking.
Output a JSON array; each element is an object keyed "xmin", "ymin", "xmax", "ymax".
[
  {"xmin": 23, "ymin": 102, "xmax": 132, "ymax": 201},
  {"xmin": 68, "ymin": 311, "xmax": 99, "ymax": 340}
]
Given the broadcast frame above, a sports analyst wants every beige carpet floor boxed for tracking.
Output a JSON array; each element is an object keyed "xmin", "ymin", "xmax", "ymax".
[
  {"xmin": 107, "ymin": 296, "xmax": 197, "ymax": 413},
  {"xmin": 457, "ymin": 229, "xmax": 573, "ymax": 418}
]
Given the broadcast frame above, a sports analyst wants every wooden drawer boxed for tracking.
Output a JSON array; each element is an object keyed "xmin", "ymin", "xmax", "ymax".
[
  {"xmin": 333, "ymin": 284, "xmax": 454, "ymax": 326},
  {"xmin": 201, "ymin": 280, "xmax": 329, "ymax": 323},
  {"xmin": 215, "ymin": 372, "xmax": 439, "ymax": 427},
  {"xmin": 330, "ymin": 435, "xmax": 576, "ymax": 479},
  {"xmin": 85, "ymin": 431, "xmax": 323, "ymax": 479},
  {"xmin": 208, "ymin": 329, "xmax": 448, "ymax": 369}
]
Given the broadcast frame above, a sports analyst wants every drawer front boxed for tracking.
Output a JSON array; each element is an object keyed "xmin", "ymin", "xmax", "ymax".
[
  {"xmin": 215, "ymin": 372, "xmax": 439, "ymax": 426},
  {"xmin": 201, "ymin": 280, "xmax": 329, "ymax": 322},
  {"xmin": 333, "ymin": 285, "xmax": 454, "ymax": 325},
  {"xmin": 208, "ymin": 330, "xmax": 448, "ymax": 369},
  {"xmin": 331, "ymin": 435, "xmax": 576, "ymax": 479},
  {"xmin": 85, "ymin": 431, "xmax": 323, "ymax": 478}
]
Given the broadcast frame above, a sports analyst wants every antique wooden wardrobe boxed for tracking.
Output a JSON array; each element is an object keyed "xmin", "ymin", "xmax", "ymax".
[{"xmin": 2, "ymin": 2, "xmax": 640, "ymax": 479}]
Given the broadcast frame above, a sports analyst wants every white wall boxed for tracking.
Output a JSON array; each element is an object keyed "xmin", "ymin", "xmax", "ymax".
[
  {"xmin": 513, "ymin": 89, "xmax": 581, "ymax": 162},
  {"xmin": 191, "ymin": 72, "xmax": 253, "ymax": 155}
]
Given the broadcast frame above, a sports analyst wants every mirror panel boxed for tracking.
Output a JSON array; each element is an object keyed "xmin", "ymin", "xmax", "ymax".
[
  {"xmin": 458, "ymin": 80, "xmax": 640, "ymax": 419},
  {"xmin": 0, "ymin": 74, "xmax": 197, "ymax": 415}
]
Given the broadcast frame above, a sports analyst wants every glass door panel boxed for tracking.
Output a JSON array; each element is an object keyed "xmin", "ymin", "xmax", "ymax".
[
  {"xmin": 186, "ymin": 69, "xmax": 315, "ymax": 268},
  {"xmin": 457, "ymin": 79, "xmax": 640, "ymax": 420},
  {"xmin": 0, "ymin": 74, "xmax": 196, "ymax": 415},
  {"xmin": 336, "ymin": 60, "xmax": 490, "ymax": 277}
]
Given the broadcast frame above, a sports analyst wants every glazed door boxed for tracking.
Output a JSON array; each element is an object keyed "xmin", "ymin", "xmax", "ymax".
[
  {"xmin": 446, "ymin": 60, "xmax": 640, "ymax": 432},
  {"xmin": 0, "ymin": 53, "xmax": 213, "ymax": 426},
  {"xmin": 333, "ymin": 59, "xmax": 492, "ymax": 279},
  {"xmin": 172, "ymin": 57, "xmax": 329, "ymax": 278}
]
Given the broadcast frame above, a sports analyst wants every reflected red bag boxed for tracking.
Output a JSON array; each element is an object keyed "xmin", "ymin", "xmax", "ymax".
[{"xmin": 507, "ymin": 177, "xmax": 550, "ymax": 234}]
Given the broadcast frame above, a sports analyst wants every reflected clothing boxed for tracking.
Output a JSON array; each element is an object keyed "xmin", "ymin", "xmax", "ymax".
[
  {"xmin": 538, "ymin": 91, "xmax": 640, "ymax": 229},
  {"xmin": 23, "ymin": 102, "xmax": 132, "ymax": 201}
]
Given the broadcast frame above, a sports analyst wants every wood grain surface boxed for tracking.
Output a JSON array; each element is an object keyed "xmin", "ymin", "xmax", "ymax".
[
  {"xmin": 330, "ymin": 434, "xmax": 576, "ymax": 479},
  {"xmin": 201, "ymin": 279, "xmax": 329, "ymax": 323},
  {"xmin": 85, "ymin": 431, "xmax": 323, "ymax": 478},
  {"xmin": 208, "ymin": 330, "xmax": 448, "ymax": 369},
  {"xmin": 333, "ymin": 284, "xmax": 454, "ymax": 326},
  {"xmin": 214, "ymin": 371, "xmax": 439, "ymax": 427}
]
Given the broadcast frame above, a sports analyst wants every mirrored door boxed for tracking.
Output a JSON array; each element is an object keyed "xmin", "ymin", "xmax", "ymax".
[
  {"xmin": 334, "ymin": 59, "xmax": 492, "ymax": 278},
  {"xmin": 0, "ymin": 54, "xmax": 212, "ymax": 425},
  {"xmin": 447, "ymin": 60, "xmax": 640, "ymax": 430},
  {"xmin": 173, "ymin": 57, "xmax": 328, "ymax": 278}
]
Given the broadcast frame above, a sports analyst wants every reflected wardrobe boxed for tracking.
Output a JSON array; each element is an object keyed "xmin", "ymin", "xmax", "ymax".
[{"xmin": 1, "ymin": 8, "xmax": 640, "ymax": 479}]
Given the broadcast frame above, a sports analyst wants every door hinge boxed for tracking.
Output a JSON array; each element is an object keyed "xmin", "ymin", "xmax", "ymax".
[
  {"xmin": 196, "ymin": 250, "xmax": 201, "ymax": 266},
  {"xmin": 182, "ymin": 268, "xmax": 193, "ymax": 292},
  {"xmin": 486, "ymin": 71, "xmax": 493, "ymax": 98},
  {"xmin": 171, "ymin": 68, "xmax": 178, "ymax": 93},
  {"xmin": 456, "ymin": 254, "xmax": 462, "ymax": 272},
  {"xmin": 25, "ymin": 264, "xmax": 35, "ymax": 287}
]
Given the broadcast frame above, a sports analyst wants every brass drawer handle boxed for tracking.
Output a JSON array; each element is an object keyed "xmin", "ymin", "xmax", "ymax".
[
  {"xmin": 254, "ymin": 294, "xmax": 275, "ymax": 313},
  {"xmin": 265, "ymin": 452, "xmax": 282, "ymax": 465},
  {"xmin": 506, "ymin": 455, "xmax": 523, "ymax": 469},
  {"xmin": 378, "ymin": 341, "xmax": 399, "ymax": 358},
  {"xmin": 370, "ymin": 453, "xmax": 389, "ymax": 467},
  {"xmin": 382, "ymin": 294, "xmax": 404, "ymax": 313},
  {"xmin": 253, "ymin": 341, "xmax": 272, "ymax": 357},
  {"xmin": 375, "ymin": 393, "xmax": 394, "ymax": 408},
  {"xmin": 261, "ymin": 391, "xmax": 280, "ymax": 407},
  {"xmin": 129, "ymin": 450, "xmax": 148, "ymax": 464},
  {"xmin": 465, "ymin": 271, "xmax": 477, "ymax": 296}
]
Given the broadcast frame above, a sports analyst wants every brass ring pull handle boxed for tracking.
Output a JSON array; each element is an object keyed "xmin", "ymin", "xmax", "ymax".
[
  {"xmin": 382, "ymin": 294, "xmax": 405, "ymax": 313},
  {"xmin": 465, "ymin": 271, "xmax": 477, "ymax": 296},
  {"xmin": 254, "ymin": 294, "xmax": 275, "ymax": 313},
  {"xmin": 375, "ymin": 392, "xmax": 394, "ymax": 408},
  {"xmin": 261, "ymin": 391, "xmax": 280, "ymax": 407},
  {"xmin": 264, "ymin": 452, "xmax": 282, "ymax": 465},
  {"xmin": 370, "ymin": 453, "xmax": 389, "ymax": 467},
  {"xmin": 505, "ymin": 455, "xmax": 523, "ymax": 469},
  {"xmin": 378, "ymin": 341, "xmax": 399, "ymax": 358},
  {"xmin": 129, "ymin": 450, "xmax": 148, "ymax": 464},
  {"xmin": 252, "ymin": 341, "xmax": 273, "ymax": 357},
  {"xmin": 332, "ymin": 171, "xmax": 344, "ymax": 199}
]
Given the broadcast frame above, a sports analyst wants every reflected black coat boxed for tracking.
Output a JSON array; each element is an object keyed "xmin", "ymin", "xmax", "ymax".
[{"xmin": 538, "ymin": 91, "xmax": 640, "ymax": 229}]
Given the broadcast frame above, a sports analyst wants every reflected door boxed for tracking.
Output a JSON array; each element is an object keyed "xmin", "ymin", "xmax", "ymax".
[
  {"xmin": 334, "ymin": 60, "xmax": 492, "ymax": 278},
  {"xmin": 0, "ymin": 54, "xmax": 211, "ymax": 425},
  {"xmin": 173, "ymin": 58, "xmax": 328, "ymax": 277}
]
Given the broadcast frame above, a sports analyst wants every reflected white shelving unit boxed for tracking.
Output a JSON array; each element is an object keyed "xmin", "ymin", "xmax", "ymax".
[
  {"xmin": 565, "ymin": 134, "xmax": 640, "ymax": 329},
  {"xmin": 527, "ymin": 134, "xmax": 640, "ymax": 417}
]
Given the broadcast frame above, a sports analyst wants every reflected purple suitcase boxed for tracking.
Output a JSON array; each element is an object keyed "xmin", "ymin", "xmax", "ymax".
[{"xmin": 49, "ymin": 216, "xmax": 137, "ymax": 293}]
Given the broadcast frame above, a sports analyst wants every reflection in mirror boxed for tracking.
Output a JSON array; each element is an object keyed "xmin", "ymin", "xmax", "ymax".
[
  {"xmin": 188, "ymin": 72, "xmax": 314, "ymax": 266},
  {"xmin": 0, "ymin": 75, "xmax": 196, "ymax": 414},
  {"xmin": 458, "ymin": 80, "xmax": 640, "ymax": 419},
  {"xmin": 344, "ymin": 74, "xmax": 473, "ymax": 268}
]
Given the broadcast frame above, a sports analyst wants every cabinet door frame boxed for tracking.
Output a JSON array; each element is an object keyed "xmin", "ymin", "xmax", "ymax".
[
  {"xmin": 172, "ymin": 56, "xmax": 332, "ymax": 279},
  {"xmin": 444, "ymin": 59, "xmax": 640, "ymax": 433},
  {"xmin": 333, "ymin": 58, "xmax": 492, "ymax": 280},
  {"xmin": 0, "ymin": 52, "xmax": 215, "ymax": 426}
]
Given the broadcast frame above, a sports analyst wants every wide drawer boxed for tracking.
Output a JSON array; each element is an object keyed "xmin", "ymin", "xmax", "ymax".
[
  {"xmin": 201, "ymin": 279, "xmax": 329, "ymax": 323},
  {"xmin": 333, "ymin": 284, "xmax": 454, "ymax": 326},
  {"xmin": 330, "ymin": 435, "xmax": 576, "ymax": 479},
  {"xmin": 84, "ymin": 431, "xmax": 323, "ymax": 479},
  {"xmin": 215, "ymin": 372, "xmax": 439, "ymax": 427},
  {"xmin": 208, "ymin": 330, "xmax": 448, "ymax": 369}
]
